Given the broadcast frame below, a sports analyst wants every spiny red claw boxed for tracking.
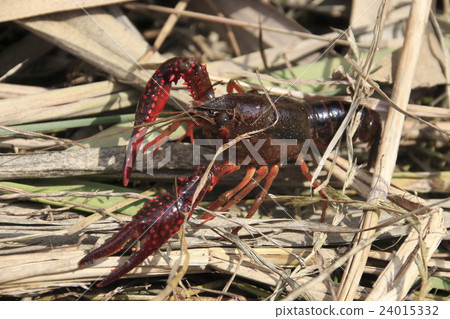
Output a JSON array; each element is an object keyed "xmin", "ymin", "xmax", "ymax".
[
  {"xmin": 79, "ymin": 165, "xmax": 228, "ymax": 287},
  {"xmin": 122, "ymin": 57, "xmax": 214, "ymax": 186}
]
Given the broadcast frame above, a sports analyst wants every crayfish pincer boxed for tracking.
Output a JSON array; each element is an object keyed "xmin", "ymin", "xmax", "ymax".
[
  {"xmin": 78, "ymin": 165, "xmax": 230, "ymax": 287},
  {"xmin": 122, "ymin": 57, "xmax": 214, "ymax": 187},
  {"xmin": 79, "ymin": 56, "xmax": 382, "ymax": 286}
]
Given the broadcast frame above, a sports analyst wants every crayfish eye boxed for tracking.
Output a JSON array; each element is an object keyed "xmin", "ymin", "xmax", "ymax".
[
  {"xmin": 205, "ymin": 92, "xmax": 214, "ymax": 100},
  {"xmin": 216, "ymin": 113, "xmax": 232, "ymax": 127}
]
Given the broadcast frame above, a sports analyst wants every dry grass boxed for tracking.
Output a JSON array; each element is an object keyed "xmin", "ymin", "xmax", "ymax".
[{"xmin": 0, "ymin": 0, "xmax": 449, "ymax": 301}]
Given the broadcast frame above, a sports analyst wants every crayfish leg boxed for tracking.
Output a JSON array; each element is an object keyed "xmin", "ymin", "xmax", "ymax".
[
  {"xmin": 177, "ymin": 122, "xmax": 195, "ymax": 144},
  {"xmin": 299, "ymin": 160, "xmax": 328, "ymax": 222},
  {"xmin": 142, "ymin": 121, "xmax": 184, "ymax": 154},
  {"xmin": 226, "ymin": 79, "xmax": 244, "ymax": 94},
  {"xmin": 231, "ymin": 165, "xmax": 280, "ymax": 235},
  {"xmin": 218, "ymin": 166, "xmax": 269, "ymax": 213},
  {"xmin": 246, "ymin": 165, "xmax": 279, "ymax": 219},
  {"xmin": 123, "ymin": 127, "xmax": 148, "ymax": 186},
  {"xmin": 202, "ymin": 166, "xmax": 256, "ymax": 223},
  {"xmin": 201, "ymin": 166, "xmax": 270, "ymax": 232}
]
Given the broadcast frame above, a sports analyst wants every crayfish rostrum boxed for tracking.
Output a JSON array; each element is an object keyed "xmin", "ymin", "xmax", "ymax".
[{"xmin": 79, "ymin": 56, "xmax": 382, "ymax": 287}]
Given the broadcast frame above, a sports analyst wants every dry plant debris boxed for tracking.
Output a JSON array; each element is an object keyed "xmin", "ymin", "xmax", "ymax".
[{"xmin": 0, "ymin": 0, "xmax": 449, "ymax": 301}]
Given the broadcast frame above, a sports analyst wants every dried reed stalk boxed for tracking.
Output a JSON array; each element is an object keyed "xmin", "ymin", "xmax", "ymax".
[
  {"xmin": 337, "ymin": 0, "xmax": 434, "ymax": 301},
  {"xmin": 125, "ymin": 3, "xmax": 351, "ymax": 46},
  {"xmin": 0, "ymin": 81, "xmax": 135, "ymax": 126},
  {"xmin": 326, "ymin": 155, "xmax": 445, "ymax": 301},
  {"xmin": 139, "ymin": 0, "xmax": 189, "ymax": 63},
  {"xmin": 0, "ymin": 246, "xmax": 335, "ymax": 300},
  {"xmin": 0, "ymin": 0, "xmax": 132, "ymax": 22}
]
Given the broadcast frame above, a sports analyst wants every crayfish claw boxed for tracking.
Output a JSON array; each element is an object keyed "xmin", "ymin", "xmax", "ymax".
[
  {"xmin": 79, "ymin": 194, "xmax": 186, "ymax": 287},
  {"xmin": 78, "ymin": 222, "xmax": 139, "ymax": 268},
  {"xmin": 79, "ymin": 165, "xmax": 227, "ymax": 287},
  {"xmin": 95, "ymin": 246, "xmax": 152, "ymax": 288},
  {"xmin": 122, "ymin": 57, "xmax": 214, "ymax": 186}
]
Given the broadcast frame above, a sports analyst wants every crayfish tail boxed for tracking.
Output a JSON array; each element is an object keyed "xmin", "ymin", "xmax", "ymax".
[{"xmin": 357, "ymin": 107, "xmax": 382, "ymax": 168}]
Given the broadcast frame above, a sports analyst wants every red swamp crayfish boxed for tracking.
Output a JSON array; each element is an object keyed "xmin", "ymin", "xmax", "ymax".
[{"xmin": 78, "ymin": 57, "xmax": 382, "ymax": 287}]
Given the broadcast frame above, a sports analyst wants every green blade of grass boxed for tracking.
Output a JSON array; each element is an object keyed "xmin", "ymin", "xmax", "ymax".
[
  {"xmin": 0, "ymin": 113, "xmax": 136, "ymax": 137},
  {"xmin": 0, "ymin": 179, "xmax": 153, "ymax": 216}
]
